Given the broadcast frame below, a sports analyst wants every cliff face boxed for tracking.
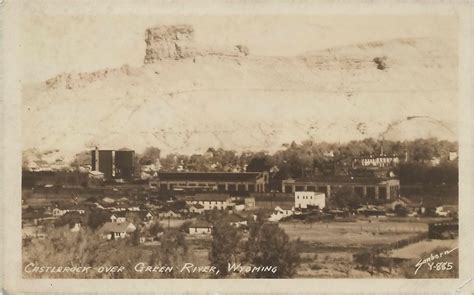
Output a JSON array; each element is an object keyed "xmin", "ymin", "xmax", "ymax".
[
  {"xmin": 144, "ymin": 25, "xmax": 196, "ymax": 63},
  {"xmin": 22, "ymin": 25, "xmax": 457, "ymax": 160}
]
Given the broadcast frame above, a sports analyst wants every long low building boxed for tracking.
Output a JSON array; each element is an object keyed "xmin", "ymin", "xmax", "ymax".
[
  {"xmin": 150, "ymin": 171, "xmax": 269, "ymax": 193},
  {"xmin": 282, "ymin": 176, "xmax": 400, "ymax": 200},
  {"xmin": 181, "ymin": 193, "xmax": 233, "ymax": 211}
]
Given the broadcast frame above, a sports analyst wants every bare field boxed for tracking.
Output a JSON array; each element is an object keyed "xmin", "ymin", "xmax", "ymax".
[{"xmin": 280, "ymin": 220, "xmax": 427, "ymax": 248}]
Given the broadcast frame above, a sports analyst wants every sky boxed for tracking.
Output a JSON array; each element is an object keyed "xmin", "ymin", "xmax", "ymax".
[{"xmin": 21, "ymin": 15, "xmax": 457, "ymax": 82}]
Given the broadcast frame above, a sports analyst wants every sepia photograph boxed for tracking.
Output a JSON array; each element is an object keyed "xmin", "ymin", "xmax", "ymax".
[
  {"xmin": 18, "ymin": 13, "xmax": 462, "ymax": 280},
  {"xmin": 2, "ymin": 2, "xmax": 473, "ymax": 293}
]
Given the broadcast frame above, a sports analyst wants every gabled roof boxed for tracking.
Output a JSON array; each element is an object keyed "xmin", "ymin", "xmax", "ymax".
[
  {"xmin": 157, "ymin": 172, "xmax": 262, "ymax": 182},
  {"xmin": 190, "ymin": 220, "xmax": 212, "ymax": 228},
  {"xmin": 136, "ymin": 210, "xmax": 153, "ymax": 219},
  {"xmin": 99, "ymin": 222, "xmax": 135, "ymax": 233},
  {"xmin": 111, "ymin": 211, "xmax": 127, "ymax": 218},
  {"xmin": 102, "ymin": 197, "xmax": 115, "ymax": 204},
  {"xmin": 89, "ymin": 170, "xmax": 104, "ymax": 176},
  {"xmin": 276, "ymin": 204, "xmax": 294, "ymax": 211}
]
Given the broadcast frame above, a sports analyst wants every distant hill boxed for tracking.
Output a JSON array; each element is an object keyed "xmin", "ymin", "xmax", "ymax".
[{"xmin": 22, "ymin": 25, "xmax": 457, "ymax": 161}]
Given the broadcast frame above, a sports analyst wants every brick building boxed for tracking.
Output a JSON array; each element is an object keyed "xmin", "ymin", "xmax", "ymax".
[
  {"xmin": 282, "ymin": 175, "xmax": 400, "ymax": 201},
  {"xmin": 150, "ymin": 171, "xmax": 269, "ymax": 193}
]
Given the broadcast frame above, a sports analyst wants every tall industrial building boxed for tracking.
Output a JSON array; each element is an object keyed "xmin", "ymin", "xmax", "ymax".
[{"xmin": 91, "ymin": 148, "xmax": 135, "ymax": 180}]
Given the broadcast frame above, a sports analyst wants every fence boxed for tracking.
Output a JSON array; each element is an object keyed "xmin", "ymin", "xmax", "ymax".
[{"xmin": 352, "ymin": 231, "xmax": 429, "ymax": 273}]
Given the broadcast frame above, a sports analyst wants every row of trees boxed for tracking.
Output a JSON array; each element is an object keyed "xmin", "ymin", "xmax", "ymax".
[
  {"xmin": 67, "ymin": 138, "xmax": 457, "ymax": 174},
  {"xmin": 397, "ymin": 161, "xmax": 458, "ymax": 185}
]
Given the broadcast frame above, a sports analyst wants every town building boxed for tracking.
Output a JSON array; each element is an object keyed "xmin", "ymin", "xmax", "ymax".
[
  {"xmin": 188, "ymin": 220, "xmax": 213, "ymax": 235},
  {"xmin": 222, "ymin": 214, "xmax": 248, "ymax": 228},
  {"xmin": 109, "ymin": 212, "xmax": 127, "ymax": 224},
  {"xmin": 352, "ymin": 155, "xmax": 400, "ymax": 168},
  {"xmin": 90, "ymin": 147, "xmax": 135, "ymax": 180},
  {"xmin": 99, "ymin": 222, "xmax": 136, "ymax": 240},
  {"xmin": 52, "ymin": 204, "xmax": 86, "ymax": 217},
  {"xmin": 150, "ymin": 171, "xmax": 269, "ymax": 193},
  {"xmin": 294, "ymin": 191, "xmax": 326, "ymax": 209},
  {"xmin": 231, "ymin": 196, "xmax": 256, "ymax": 211},
  {"xmin": 188, "ymin": 204, "xmax": 205, "ymax": 214},
  {"xmin": 136, "ymin": 210, "xmax": 154, "ymax": 222},
  {"xmin": 268, "ymin": 205, "xmax": 294, "ymax": 222},
  {"xmin": 282, "ymin": 175, "xmax": 400, "ymax": 201},
  {"xmin": 183, "ymin": 193, "xmax": 233, "ymax": 211},
  {"xmin": 157, "ymin": 209, "xmax": 181, "ymax": 219}
]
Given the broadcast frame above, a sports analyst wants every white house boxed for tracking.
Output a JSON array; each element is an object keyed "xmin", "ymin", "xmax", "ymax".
[
  {"xmin": 188, "ymin": 220, "xmax": 212, "ymax": 235},
  {"xmin": 184, "ymin": 194, "xmax": 233, "ymax": 211},
  {"xmin": 295, "ymin": 191, "xmax": 325, "ymax": 209},
  {"xmin": 268, "ymin": 205, "xmax": 294, "ymax": 222},
  {"xmin": 188, "ymin": 204, "xmax": 205, "ymax": 214},
  {"xmin": 137, "ymin": 210, "xmax": 154, "ymax": 222},
  {"xmin": 52, "ymin": 205, "xmax": 86, "ymax": 217},
  {"xmin": 233, "ymin": 204, "xmax": 246, "ymax": 212},
  {"xmin": 99, "ymin": 222, "xmax": 136, "ymax": 240},
  {"xmin": 157, "ymin": 209, "xmax": 181, "ymax": 219},
  {"xmin": 110, "ymin": 212, "xmax": 127, "ymax": 224},
  {"xmin": 52, "ymin": 207, "xmax": 65, "ymax": 217},
  {"xmin": 223, "ymin": 214, "xmax": 248, "ymax": 228},
  {"xmin": 70, "ymin": 223, "xmax": 82, "ymax": 232}
]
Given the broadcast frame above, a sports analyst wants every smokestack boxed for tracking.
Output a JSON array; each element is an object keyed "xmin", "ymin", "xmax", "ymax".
[
  {"xmin": 112, "ymin": 150, "xmax": 115, "ymax": 177},
  {"xmin": 95, "ymin": 147, "xmax": 99, "ymax": 171}
]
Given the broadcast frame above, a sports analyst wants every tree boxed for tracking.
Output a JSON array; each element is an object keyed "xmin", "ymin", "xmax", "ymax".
[
  {"xmin": 129, "ymin": 223, "xmax": 142, "ymax": 246},
  {"xmin": 209, "ymin": 221, "xmax": 241, "ymax": 278},
  {"xmin": 86, "ymin": 209, "xmax": 110, "ymax": 230},
  {"xmin": 394, "ymin": 204, "xmax": 408, "ymax": 217},
  {"xmin": 410, "ymin": 138, "xmax": 437, "ymax": 162},
  {"xmin": 188, "ymin": 154, "xmax": 209, "ymax": 171},
  {"xmin": 247, "ymin": 153, "xmax": 273, "ymax": 172},
  {"xmin": 244, "ymin": 222, "xmax": 300, "ymax": 278},
  {"xmin": 330, "ymin": 186, "xmax": 362, "ymax": 209},
  {"xmin": 23, "ymin": 227, "xmax": 103, "ymax": 278},
  {"xmin": 139, "ymin": 147, "xmax": 161, "ymax": 165},
  {"xmin": 158, "ymin": 230, "xmax": 190, "ymax": 277},
  {"xmin": 160, "ymin": 154, "xmax": 178, "ymax": 170},
  {"xmin": 148, "ymin": 221, "xmax": 164, "ymax": 238},
  {"xmin": 205, "ymin": 207, "xmax": 223, "ymax": 223},
  {"xmin": 179, "ymin": 221, "xmax": 192, "ymax": 233},
  {"xmin": 69, "ymin": 151, "xmax": 91, "ymax": 170}
]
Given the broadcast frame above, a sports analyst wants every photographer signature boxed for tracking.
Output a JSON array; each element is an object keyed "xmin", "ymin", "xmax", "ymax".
[{"xmin": 414, "ymin": 247, "xmax": 457, "ymax": 275}]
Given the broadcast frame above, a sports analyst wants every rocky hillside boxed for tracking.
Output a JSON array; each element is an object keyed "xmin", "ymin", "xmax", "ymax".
[{"xmin": 22, "ymin": 25, "xmax": 457, "ymax": 160}]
